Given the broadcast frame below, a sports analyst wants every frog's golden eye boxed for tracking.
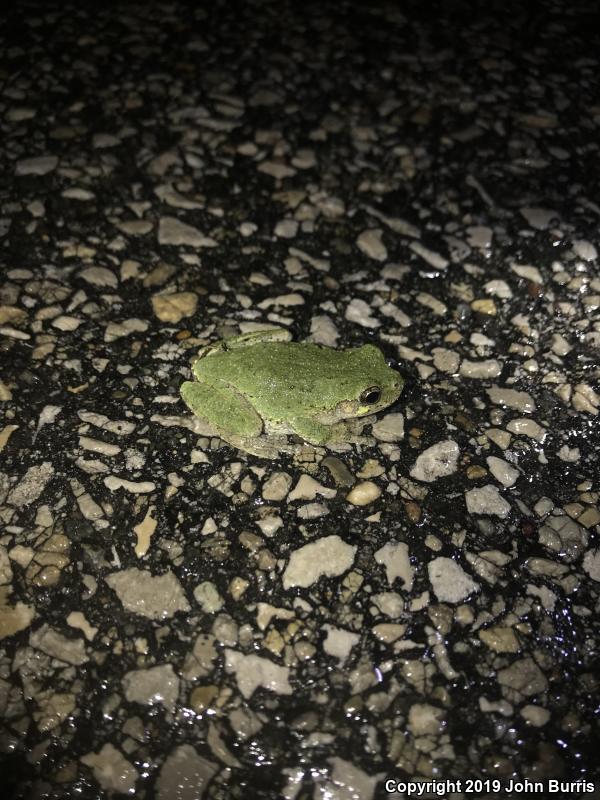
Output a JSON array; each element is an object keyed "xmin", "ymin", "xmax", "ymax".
[{"xmin": 360, "ymin": 386, "xmax": 381, "ymax": 404}]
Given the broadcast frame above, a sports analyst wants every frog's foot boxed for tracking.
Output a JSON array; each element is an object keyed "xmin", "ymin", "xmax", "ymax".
[
  {"xmin": 331, "ymin": 415, "xmax": 380, "ymax": 447},
  {"xmin": 327, "ymin": 435, "xmax": 376, "ymax": 452}
]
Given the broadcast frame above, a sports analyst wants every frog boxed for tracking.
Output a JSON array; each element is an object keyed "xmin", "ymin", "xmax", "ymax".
[{"xmin": 180, "ymin": 328, "xmax": 404, "ymax": 460}]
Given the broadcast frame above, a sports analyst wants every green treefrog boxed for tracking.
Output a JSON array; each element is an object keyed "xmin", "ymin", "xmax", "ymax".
[{"xmin": 180, "ymin": 328, "xmax": 404, "ymax": 459}]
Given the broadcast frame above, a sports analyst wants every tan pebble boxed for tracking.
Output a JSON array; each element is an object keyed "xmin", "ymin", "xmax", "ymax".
[
  {"xmin": 229, "ymin": 577, "xmax": 249, "ymax": 600},
  {"xmin": 578, "ymin": 507, "xmax": 600, "ymax": 528},
  {"xmin": 0, "ymin": 601, "xmax": 36, "ymax": 640},
  {"xmin": 444, "ymin": 329, "xmax": 462, "ymax": 343},
  {"xmin": 263, "ymin": 628, "xmax": 285, "ymax": 655},
  {"xmin": 0, "ymin": 305, "xmax": 28, "ymax": 326},
  {"xmin": 467, "ymin": 465, "xmax": 488, "ymax": 480},
  {"xmin": 151, "ymin": 292, "xmax": 198, "ymax": 323},
  {"xmin": 322, "ymin": 456, "xmax": 356, "ymax": 486},
  {"xmin": 0, "ymin": 424, "xmax": 18, "ymax": 451},
  {"xmin": 35, "ymin": 551, "xmax": 69, "ymax": 569},
  {"xmin": 8, "ymin": 545, "xmax": 34, "ymax": 568},
  {"xmin": 479, "ymin": 626, "xmax": 520, "ymax": 653},
  {"xmin": 356, "ymin": 459, "xmax": 385, "ymax": 479},
  {"xmin": 257, "ymin": 549, "xmax": 277, "ymax": 570},
  {"xmin": 346, "ymin": 481, "xmax": 381, "ymax": 506},
  {"xmin": 33, "ymin": 565, "xmax": 62, "ymax": 586},
  {"xmin": 142, "ymin": 262, "xmax": 177, "ymax": 287},
  {"xmin": 403, "ymin": 501, "xmax": 422, "ymax": 523},
  {"xmin": 189, "ymin": 685, "xmax": 218, "ymax": 714},
  {"xmin": 471, "ymin": 298, "xmax": 497, "ymax": 315},
  {"xmin": 45, "ymin": 534, "xmax": 70, "ymax": 553},
  {"xmin": 134, "ymin": 506, "xmax": 157, "ymax": 558},
  {"xmin": 32, "ymin": 343, "xmax": 55, "ymax": 360},
  {"xmin": 67, "ymin": 382, "xmax": 89, "ymax": 394},
  {"xmin": 294, "ymin": 641, "xmax": 316, "ymax": 660},
  {"xmin": 372, "ymin": 623, "xmax": 406, "ymax": 643}
]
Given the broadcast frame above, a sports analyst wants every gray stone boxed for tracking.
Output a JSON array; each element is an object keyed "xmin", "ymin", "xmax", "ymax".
[
  {"xmin": 106, "ymin": 568, "xmax": 190, "ymax": 620},
  {"xmin": 158, "ymin": 216, "xmax": 217, "ymax": 248},
  {"xmin": 156, "ymin": 745, "xmax": 217, "ymax": 800},
  {"xmin": 122, "ymin": 664, "xmax": 180, "ymax": 712}
]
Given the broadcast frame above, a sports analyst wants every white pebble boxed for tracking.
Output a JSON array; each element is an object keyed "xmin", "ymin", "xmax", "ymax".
[
  {"xmin": 486, "ymin": 456, "xmax": 519, "ymax": 487},
  {"xmin": 410, "ymin": 241, "xmax": 449, "ymax": 270},
  {"xmin": 288, "ymin": 475, "xmax": 336, "ymax": 502},
  {"xmin": 79, "ymin": 266, "xmax": 118, "ymax": 288},
  {"xmin": 283, "ymin": 535, "xmax": 356, "ymax": 589},
  {"xmin": 416, "ymin": 292, "xmax": 447, "ymax": 316},
  {"xmin": 104, "ymin": 476, "xmax": 155, "ymax": 494},
  {"xmin": 465, "ymin": 485, "xmax": 511, "ymax": 518},
  {"xmin": 274, "ymin": 219, "xmax": 298, "ymax": 238},
  {"xmin": 459, "ymin": 359, "xmax": 502, "ymax": 379},
  {"xmin": 486, "ymin": 386, "xmax": 536, "ymax": 413},
  {"xmin": 410, "ymin": 440, "xmax": 459, "ymax": 483},
  {"xmin": 371, "ymin": 412, "xmax": 404, "ymax": 442},
  {"xmin": 506, "ymin": 418, "xmax": 546, "ymax": 442},
  {"xmin": 557, "ymin": 445, "xmax": 580, "ymax": 462},
  {"xmin": 345, "ymin": 298, "xmax": 380, "ymax": 328},
  {"xmin": 572, "ymin": 240, "xmax": 597, "ymax": 261},
  {"xmin": 356, "ymin": 228, "xmax": 387, "ymax": 261},
  {"xmin": 432, "ymin": 348, "xmax": 459, "ymax": 373},
  {"xmin": 345, "ymin": 481, "xmax": 381, "ymax": 507},
  {"xmin": 484, "ymin": 280, "xmax": 512, "ymax": 299},
  {"xmin": 374, "ymin": 541, "xmax": 413, "ymax": 591},
  {"xmin": 428, "ymin": 557, "xmax": 479, "ymax": 603},
  {"xmin": 519, "ymin": 207, "xmax": 557, "ymax": 231},
  {"xmin": 52, "ymin": 315, "xmax": 82, "ymax": 331},
  {"xmin": 15, "ymin": 155, "xmax": 58, "ymax": 176},
  {"xmin": 511, "ymin": 263, "xmax": 543, "ymax": 283},
  {"xmin": 322, "ymin": 626, "xmax": 360, "ymax": 663}
]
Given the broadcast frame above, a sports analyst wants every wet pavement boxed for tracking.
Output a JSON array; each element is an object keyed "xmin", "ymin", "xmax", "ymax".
[{"xmin": 1, "ymin": 1, "xmax": 599, "ymax": 798}]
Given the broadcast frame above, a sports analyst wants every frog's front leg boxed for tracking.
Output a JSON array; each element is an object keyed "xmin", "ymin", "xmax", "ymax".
[
  {"xmin": 290, "ymin": 416, "xmax": 373, "ymax": 447},
  {"xmin": 180, "ymin": 380, "xmax": 263, "ymax": 439}
]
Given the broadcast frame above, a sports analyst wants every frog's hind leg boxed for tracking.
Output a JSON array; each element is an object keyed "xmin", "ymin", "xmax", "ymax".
[
  {"xmin": 221, "ymin": 328, "xmax": 292, "ymax": 351},
  {"xmin": 194, "ymin": 328, "xmax": 292, "ymax": 363},
  {"xmin": 180, "ymin": 381, "xmax": 263, "ymax": 438}
]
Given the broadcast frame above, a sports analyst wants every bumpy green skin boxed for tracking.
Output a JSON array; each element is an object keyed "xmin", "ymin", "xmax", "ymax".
[{"xmin": 180, "ymin": 329, "xmax": 404, "ymax": 458}]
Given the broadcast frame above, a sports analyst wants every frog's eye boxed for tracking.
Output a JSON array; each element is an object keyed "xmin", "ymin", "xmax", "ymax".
[{"xmin": 360, "ymin": 386, "xmax": 381, "ymax": 404}]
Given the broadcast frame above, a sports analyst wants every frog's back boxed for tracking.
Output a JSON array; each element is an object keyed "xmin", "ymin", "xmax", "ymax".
[
  {"xmin": 207, "ymin": 341, "xmax": 342, "ymax": 381},
  {"xmin": 199, "ymin": 341, "xmax": 348, "ymax": 414}
]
